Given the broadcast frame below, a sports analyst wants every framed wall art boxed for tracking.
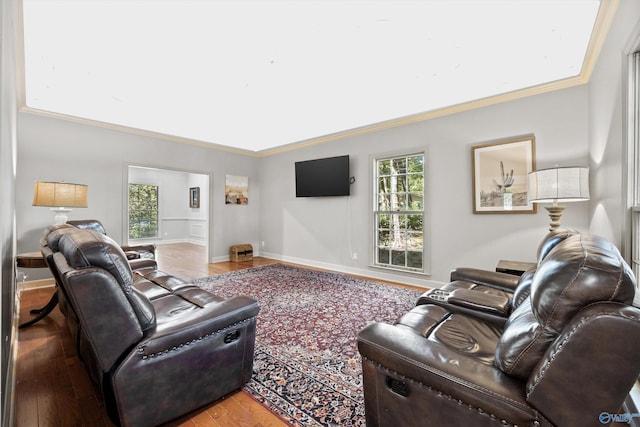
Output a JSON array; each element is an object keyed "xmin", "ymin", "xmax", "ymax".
[
  {"xmin": 471, "ymin": 136, "xmax": 536, "ymax": 214},
  {"xmin": 189, "ymin": 187, "xmax": 200, "ymax": 208},
  {"xmin": 225, "ymin": 174, "xmax": 249, "ymax": 205}
]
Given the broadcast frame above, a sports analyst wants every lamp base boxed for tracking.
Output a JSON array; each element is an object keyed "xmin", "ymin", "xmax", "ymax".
[
  {"xmin": 545, "ymin": 205, "xmax": 566, "ymax": 232},
  {"xmin": 51, "ymin": 207, "xmax": 72, "ymax": 224}
]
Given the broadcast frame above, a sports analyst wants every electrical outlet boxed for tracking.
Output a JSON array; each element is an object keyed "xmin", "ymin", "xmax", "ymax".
[
  {"xmin": 261, "ymin": 241, "xmax": 265, "ymax": 247},
  {"xmin": 352, "ymin": 252, "xmax": 358, "ymax": 261}
]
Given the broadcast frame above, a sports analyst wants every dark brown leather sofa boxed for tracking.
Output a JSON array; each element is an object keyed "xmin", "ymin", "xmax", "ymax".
[
  {"xmin": 41, "ymin": 225, "xmax": 260, "ymax": 426},
  {"xmin": 357, "ymin": 232, "xmax": 640, "ymax": 427}
]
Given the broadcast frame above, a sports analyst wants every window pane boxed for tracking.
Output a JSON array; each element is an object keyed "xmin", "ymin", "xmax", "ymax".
[
  {"xmin": 407, "ymin": 249, "xmax": 423, "ymax": 269},
  {"xmin": 377, "ymin": 247, "xmax": 390, "ymax": 264},
  {"xmin": 408, "ymin": 173, "xmax": 423, "ymax": 193},
  {"xmin": 378, "ymin": 176, "xmax": 390, "ymax": 192},
  {"xmin": 378, "ymin": 194, "xmax": 390, "ymax": 210},
  {"xmin": 378, "ymin": 230, "xmax": 391, "ymax": 246},
  {"xmin": 378, "ymin": 159, "xmax": 391, "ymax": 176},
  {"xmin": 393, "ymin": 193, "xmax": 407, "ymax": 210},
  {"xmin": 407, "ymin": 214, "xmax": 423, "ymax": 232},
  {"xmin": 392, "ymin": 158, "xmax": 406, "ymax": 174},
  {"xmin": 408, "ymin": 155, "xmax": 424, "ymax": 173},
  {"xmin": 378, "ymin": 214, "xmax": 390, "ymax": 229},
  {"xmin": 408, "ymin": 193, "xmax": 423, "ymax": 210},
  {"xmin": 391, "ymin": 249, "xmax": 406, "ymax": 267},
  {"xmin": 394, "ymin": 175, "xmax": 407, "ymax": 192}
]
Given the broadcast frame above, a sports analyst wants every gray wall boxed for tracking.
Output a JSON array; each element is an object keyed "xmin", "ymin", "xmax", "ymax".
[
  {"xmin": 259, "ymin": 86, "xmax": 590, "ymax": 286},
  {"xmin": 1, "ymin": 0, "xmax": 18, "ymax": 423},
  {"xmin": 588, "ymin": 0, "xmax": 640, "ymax": 249},
  {"xmin": 16, "ymin": 113, "xmax": 261, "ymax": 267}
]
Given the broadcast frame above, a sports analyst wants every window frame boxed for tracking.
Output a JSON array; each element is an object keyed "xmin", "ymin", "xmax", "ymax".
[
  {"xmin": 371, "ymin": 149, "xmax": 429, "ymax": 275},
  {"xmin": 128, "ymin": 183, "xmax": 160, "ymax": 240}
]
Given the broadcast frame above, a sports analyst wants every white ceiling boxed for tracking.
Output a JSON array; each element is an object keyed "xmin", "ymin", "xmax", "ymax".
[{"xmin": 20, "ymin": 0, "xmax": 607, "ymax": 155}]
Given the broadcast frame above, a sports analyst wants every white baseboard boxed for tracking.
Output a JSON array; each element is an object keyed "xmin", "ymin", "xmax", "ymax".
[
  {"xmin": 18, "ymin": 278, "xmax": 55, "ymax": 292},
  {"xmin": 2, "ymin": 290, "xmax": 21, "ymax": 427},
  {"xmin": 154, "ymin": 238, "xmax": 206, "ymax": 246},
  {"xmin": 258, "ymin": 252, "xmax": 443, "ymax": 289}
]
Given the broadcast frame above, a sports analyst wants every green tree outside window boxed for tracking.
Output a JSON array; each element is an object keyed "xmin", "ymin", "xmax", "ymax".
[
  {"xmin": 375, "ymin": 153, "xmax": 425, "ymax": 271},
  {"xmin": 128, "ymin": 183, "xmax": 159, "ymax": 239}
]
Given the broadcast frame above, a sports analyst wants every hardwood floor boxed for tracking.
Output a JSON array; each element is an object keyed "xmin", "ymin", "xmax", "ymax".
[{"xmin": 13, "ymin": 243, "xmax": 421, "ymax": 426}]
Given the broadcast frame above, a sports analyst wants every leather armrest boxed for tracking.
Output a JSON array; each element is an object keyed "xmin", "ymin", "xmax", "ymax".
[
  {"xmin": 124, "ymin": 251, "xmax": 141, "ymax": 260},
  {"xmin": 450, "ymin": 267, "xmax": 520, "ymax": 292},
  {"xmin": 140, "ymin": 296, "xmax": 260, "ymax": 357},
  {"xmin": 447, "ymin": 288, "xmax": 511, "ymax": 317},
  {"xmin": 121, "ymin": 243, "xmax": 156, "ymax": 254},
  {"xmin": 357, "ymin": 322, "xmax": 535, "ymax": 423},
  {"xmin": 128, "ymin": 258, "xmax": 158, "ymax": 273}
]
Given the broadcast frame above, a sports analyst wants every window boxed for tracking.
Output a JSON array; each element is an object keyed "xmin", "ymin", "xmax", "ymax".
[
  {"xmin": 374, "ymin": 153, "xmax": 425, "ymax": 272},
  {"xmin": 128, "ymin": 184, "xmax": 159, "ymax": 239}
]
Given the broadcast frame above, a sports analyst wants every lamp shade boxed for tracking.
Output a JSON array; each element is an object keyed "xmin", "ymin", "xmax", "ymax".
[
  {"xmin": 32, "ymin": 181, "xmax": 88, "ymax": 207},
  {"xmin": 528, "ymin": 167, "xmax": 590, "ymax": 203}
]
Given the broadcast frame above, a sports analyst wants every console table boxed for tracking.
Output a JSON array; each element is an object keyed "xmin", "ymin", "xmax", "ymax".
[{"xmin": 16, "ymin": 252, "xmax": 58, "ymax": 329}]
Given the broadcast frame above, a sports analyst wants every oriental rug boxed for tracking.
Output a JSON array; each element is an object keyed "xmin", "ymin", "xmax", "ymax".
[{"xmin": 194, "ymin": 263, "xmax": 422, "ymax": 426}]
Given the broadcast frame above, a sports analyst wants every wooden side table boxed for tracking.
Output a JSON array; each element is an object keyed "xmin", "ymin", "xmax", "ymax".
[
  {"xmin": 16, "ymin": 252, "xmax": 47, "ymax": 269},
  {"xmin": 16, "ymin": 252, "xmax": 58, "ymax": 329}
]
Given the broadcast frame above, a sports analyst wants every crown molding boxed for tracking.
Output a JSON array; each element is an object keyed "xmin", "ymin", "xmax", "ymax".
[{"xmin": 18, "ymin": 106, "xmax": 261, "ymax": 157}]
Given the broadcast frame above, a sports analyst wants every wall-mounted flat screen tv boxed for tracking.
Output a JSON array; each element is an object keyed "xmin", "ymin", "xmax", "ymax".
[{"xmin": 295, "ymin": 155, "xmax": 350, "ymax": 197}]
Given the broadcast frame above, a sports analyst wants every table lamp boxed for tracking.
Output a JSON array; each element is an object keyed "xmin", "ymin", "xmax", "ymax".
[
  {"xmin": 32, "ymin": 181, "xmax": 88, "ymax": 224},
  {"xmin": 528, "ymin": 166, "xmax": 589, "ymax": 232}
]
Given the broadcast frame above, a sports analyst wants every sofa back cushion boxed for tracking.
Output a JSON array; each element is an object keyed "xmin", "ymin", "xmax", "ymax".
[
  {"xmin": 58, "ymin": 230, "xmax": 156, "ymax": 331},
  {"xmin": 42, "ymin": 223, "xmax": 79, "ymax": 251},
  {"xmin": 495, "ymin": 233, "xmax": 636, "ymax": 379},
  {"xmin": 66, "ymin": 219, "xmax": 108, "ymax": 235},
  {"xmin": 535, "ymin": 228, "xmax": 576, "ymax": 266},
  {"xmin": 531, "ymin": 233, "xmax": 635, "ymax": 331}
]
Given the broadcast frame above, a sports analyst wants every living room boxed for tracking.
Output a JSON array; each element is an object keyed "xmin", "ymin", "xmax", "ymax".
[
  {"xmin": 14, "ymin": 8, "xmax": 634, "ymax": 288},
  {"xmin": 3, "ymin": 0, "xmax": 640, "ymax": 426}
]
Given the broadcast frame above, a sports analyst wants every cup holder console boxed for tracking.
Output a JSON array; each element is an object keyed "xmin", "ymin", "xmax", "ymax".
[{"xmin": 426, "ymin": 289, "xmax": 451, "ymax": 302}]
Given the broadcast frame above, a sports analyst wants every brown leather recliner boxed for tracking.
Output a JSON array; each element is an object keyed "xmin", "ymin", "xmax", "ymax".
[
  {"xmin": 47, "ymin": 227, "xmax": 260, "ymax": 426},
  {"xmin": 357, "ymin": 232, "xmax": 640, "ymax": 427}
]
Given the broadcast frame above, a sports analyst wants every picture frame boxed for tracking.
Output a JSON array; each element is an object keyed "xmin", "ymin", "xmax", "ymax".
[
  {"xmin": 225, "ymin": 174, "xmax": 249, "ymax": 205},
  {"xmin": 189, "ymin": 187, "xmax": 200, "ymax": 208},
  {"xmin": 471, "ymin": 136, "xmax": 537, "ymax": 214}
]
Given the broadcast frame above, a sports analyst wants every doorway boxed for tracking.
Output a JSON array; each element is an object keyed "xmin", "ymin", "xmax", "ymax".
[{"xmin": 126, "ymin": 164, "xmax": 211, "ymax": 261}]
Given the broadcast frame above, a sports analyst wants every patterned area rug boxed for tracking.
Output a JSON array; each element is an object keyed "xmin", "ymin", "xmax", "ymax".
[{"xmin": 194, "ymin": 264, "xmax": 423, "ymax": 426}]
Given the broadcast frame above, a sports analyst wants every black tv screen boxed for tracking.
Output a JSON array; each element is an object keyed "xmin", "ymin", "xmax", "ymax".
[{"xmin": 295, "ymin": 155, "xmax": 350, "ymax": 197}]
